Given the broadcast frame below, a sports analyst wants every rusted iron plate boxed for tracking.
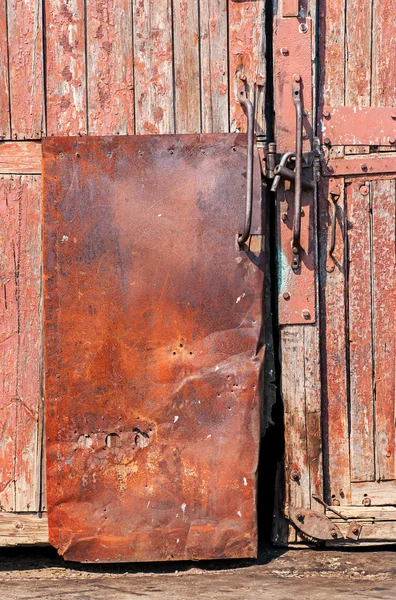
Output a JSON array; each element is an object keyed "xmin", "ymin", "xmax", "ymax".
[
  {"xmin": 274, "ymin": 17, "xmax": 315, "ymax": 325},
  {"xmin": 289, "ymin": 508, "xmax": 343, "ymax": 542},
  {"xmin": 322, "ymin": 154, "xmax": 396, "ymax": 177},
  {"xmin": 43, "ymin": 134, "xmax": 264, "ymax": 563},
  {"xmin": 320, "ymin": 107, "xmax": 396, "ymax": 146}
]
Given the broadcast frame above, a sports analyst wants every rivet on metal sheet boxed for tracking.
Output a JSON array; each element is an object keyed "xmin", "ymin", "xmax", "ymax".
[{"xmin": 360, "ymin": 185, "xmax": 369, "ymax": 196}]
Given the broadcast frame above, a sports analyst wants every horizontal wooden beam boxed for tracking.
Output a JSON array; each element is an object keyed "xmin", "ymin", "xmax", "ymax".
[
  {"xmin": 0, "ymin": 513, "xmax": 48, "ymax": 546},
  {"xmin": 0, "ymin": 141, "xmax": 42, "ymax": 174}
]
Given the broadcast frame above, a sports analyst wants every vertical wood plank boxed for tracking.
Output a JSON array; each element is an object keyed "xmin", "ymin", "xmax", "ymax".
[
  {"xmin": 372, "ymin": 179, "xmax": 396, "ymax": 481},
  {"xmin": 345, "ymin": 0, "xmax": 372, "ymax": 107},
  {"xmin": 347, "ymin": 181, "xmax": 374, "ymax": 482},
  {"xmin": 45, "ymin": 0, "xmax": 87, "ymax": 136},
  {"xmin": 281, "ymin": 327, "xmax": 311, "ymax": 511},
  {"xmin": 0, "ymin": 177, "xmax": 18, "ymax": 511},
  {"xmin": 14, "ymin": 176, "xmax": 42, "ymax": 511},
  {"xmin": 372, "ymin": 0, "xmax": 396, "ymax": 106},
  {"xmin": 199, "ymin": 0, "xmax": 228, "ymax": 133},
  {"xmin": 229, "ymin": 0, "xmax": 265, "ymax": 133},
  {"xmin": 7, "ymin": 0, "xmax": 44, "ymax": 139},
  {"xmin": 132, "ymin": 0, "xmax": 174, "ymax": 135},
  {"xmin": 319, "ymin": 0, "xmax": 345, "ymax": 106},
  {"xmin": 319, "ymin": 179, "xmax": 351, "ymax": 504},
  {"xmin": 0, "ymin": 1, "xmax": 11, "ymax": 139},
  {"xmin": 86, "ymin": 0, "xmax": 134, "ymax": 135},
  {"xmin": 172, "ymin": 0, "xmax": 200, "ymax": 133}
]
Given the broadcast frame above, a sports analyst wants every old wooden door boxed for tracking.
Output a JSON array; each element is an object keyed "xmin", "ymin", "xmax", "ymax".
[{"xmin": 273, "ymin": 0, "xmax": 396, "ymax": 545}]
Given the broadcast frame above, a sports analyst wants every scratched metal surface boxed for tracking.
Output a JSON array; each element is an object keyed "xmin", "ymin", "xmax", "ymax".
[{"xmin": 42, "ymin": 134, "xmax": 264, "ymax": 563}]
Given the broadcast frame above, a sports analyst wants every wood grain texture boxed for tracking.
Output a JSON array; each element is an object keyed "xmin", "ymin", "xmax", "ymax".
[
  {"xmin": 228, "ymin": 0, "xmax": 265, "ymax": 133},
  {"xmin": 172, "ymin": 0, "xmax": 200, "ymax": 133},
  {"xmin": 372, "ymin": 179, "xmax": 396, "ymax": 481},
  {"xmin": 319, "ymin": 179, "xmax": 351, "ymax": 504},
  {"xmin": 132, "ymin": 0, "xmax": 174, "ymax": 134},
  {"xmin": 319, "ymin": 0, "xmax": 345, "ymax": 106},
  {"xmin": 347, "ymin": 181, "xmax": 374, "ymax": 482},
  {"xmin": 45, "ymin": 0, "xmax": 87, "ymax": 136},
  {"xmin": 0, "ymin": 1, "xmax": 10, "ymax": 139},
  {"xmin": 199, "ymin": 0, "xmax": 228, "ymax": 133},
  {"xmin": 345, "ymin": 0, "xmax": 371, "ymax": 106},
  {"xmin": 7, "ymin": 0, "xmax": 44, "ymax": 139},
  {"xmin": 0, "ymin": 143, "xmax": 42, "ymax": 174},
  {"xmin": 351, "ymin": 481, "xmax": 396, "ymax": 506},
  {"xmin": 86, "ymin": 0, "xmax": 134, "ymax": 135},
  {"xmin": 0, "ymin": 513, "xmax": 48, "ymax": 545},
  {"xmin": 372, "ymin": 0, "xmax": 396, "ymax": 106}
]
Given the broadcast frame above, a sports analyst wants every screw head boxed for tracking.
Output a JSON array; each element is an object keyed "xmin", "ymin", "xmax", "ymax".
[
  {"xmin": 299, "ymin": 23, "xmax": 309, "ymax": 33},
  {"xmin": 281, "ymin": 213, "xmax": 288, "ymax": 222},
  {"xmin": 280, "ymin": 47, "xmax": 289, "ymax": 56},
  {"xmin": 323, "ymin": 110, "xmax": 331, "ymax": 119},
  {"xmin": 360, "ymin": 163, "xmax": 368, "ymax": 172},
  {"xmin": 283, "ymin": 291, "xmax": 290, "ymax": 300},
  {"xmin": 302, "ymin": 309, "xmax": 311, "ymax": 320},
  {"xmin": 290, "ymin": 469, "xmax": 301, "ymax": 482},
  {"xmin": 293, "ymin": 74, "xmax": 301, "ymax": 83},
  {"xmin": 296, "ymin": 511, "xmax": 305, "ymax": 522},
  {"xmin": 388, "ymin": 137, "xmax": 396, "ymax": 144},
  {"xmin": 386, "ymin": 451, "xmax": 391, "ymax": 458},
  {"xmin": 324, "ymin": 137, "xmax": 331, "ymax": 145},
  {"xmin": 330, "ymin": 528, "xmax": 338, "ymax": 539},
  {"xmin": 360, "ymin": 185, "xmax": 369, "ymax": 196},
  {"xmin": 327, "ymin": 164, "xmax": 334, "ymax": 173},
  {"xmin": 239, "ymin": 74, "xmax": 247, "ymax": 82},
  {"xmin": 352, "ymin": 526, "xmax": 359, "ymax": 536},
  {"xmin": 362, "ymin": 497, "xmax": 371, "ymax": 506}
]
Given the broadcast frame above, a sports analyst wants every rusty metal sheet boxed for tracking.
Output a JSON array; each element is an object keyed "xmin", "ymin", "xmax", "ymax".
[
  {"xmin": 322, "ymin": 154, "xmax": 396, "ymax": 177},
  {"xmin": 42, "ymin": 134, "xmax": 264, "ymax": 563},
  {"xmin": 320, "ymin": 107, "xmax": 396, "ymax": 146}
]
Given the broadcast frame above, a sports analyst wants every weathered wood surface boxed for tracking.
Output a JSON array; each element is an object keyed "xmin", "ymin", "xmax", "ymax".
[
  {"xmin": 0, "ymin": 1, "xmax": 10, "ymax": 140},
  {"xmin": 0, "ymin": 513, "xmax": 48, "ymax": 546},
  {"xmin": 0, "ymin": 143, "xmax": 42, "ymax": 174},
  {"xmin": 0, "ymin": 176, "xmax": 42, "ymax": 512}
]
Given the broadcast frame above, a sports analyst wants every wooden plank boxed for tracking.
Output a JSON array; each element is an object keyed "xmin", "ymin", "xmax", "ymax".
[
  {"xmin": 45, "ymin": 0, "xmax": 87, "ymax": 136},
  {"xmin": 347, "ymin": 181, "xmax": 374, "ymax": 482},
  {"xmin": 304, "ymin": 325, "xmax": 323, "ymax": 504},
  {"xmin": 319, "ymin": 178, "xmax": 351, "ymax": 504},
  {"xmin": 281, "ymin": 327, "xmax": 310, "ymax": 511},
  {"xmin": 336, "ymin": 520, "xmax": 396, "ymax": 542},
  {"xmin": 352, "ymin": 481, "xmax": 396, "ymax": 506},
  {"xmin": 0, "ymin": 0, "xmax": 10, "ymax": 139},
  {"xmin": 172, "ymin": 1, "xmax": 200, "ymax": 133},
  {"xmin": 372, "ymin": 0, "xmax": 396, "ymax": 107},
  {"xmin": 86, "ymin": 0, "xmax": 134, "ymax": 135},
  {"xmin": 14, "ymin": 176, "xmax": 42, "ymax": 512},
  {"xmin": 345, "ymin": 0, "xmax": 371, "ymax": 107},
  {"xmin": 229, "ymin": 0, "xmax": 265, "ymax": 133},
  {"xmin": 372, "ymin": 179, "xmax": 396, "ymax": 480},
  {"xmin": 0, "ymin": 513, "xmax": 48, "ymax": 546},
  {"xmin": 318, "ymin": 0, "xmax": 345, "ymax": 106},
  {"xmin": 327, "ymin": 506, "xmax": 396, "ymax": 520},
  {"xmin": 132, "ymin": 0, "xmax": 174, "ymax": 135},
  {"xmin": 199, "ymin": 0, "xmax": 229, "ymax": 133},
  {"xmin": 0, "ymin": 177, "xmax": 19, "ymax": 511},
  {"xmin": 0, "ymin": 143, "xmax": 41, "ymax": 174},
  {"xmin": 7, "ymin": 0, "xmax": 44, "ymax": 139}
]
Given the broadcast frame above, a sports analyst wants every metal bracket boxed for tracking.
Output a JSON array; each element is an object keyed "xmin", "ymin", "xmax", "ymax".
[{"xmin": 289, "ymin": 507, "xmax": 343, "ymax": 542}]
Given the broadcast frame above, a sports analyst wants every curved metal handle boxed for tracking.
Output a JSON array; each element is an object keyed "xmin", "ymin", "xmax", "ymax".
[
  {"xmin": 271, "ymin": 152, "xmax": 295, "ymax": 192},
  {"xmin": 292, "ymin": 76, "xmax": 303, "ymax": 271},
  {"xmin": 237, "ymin": 87, "xmax": 254, "ymax": 246},
  {"xmin": 326, "ymin": 192, "xmax": 339, "ymax": 272}
]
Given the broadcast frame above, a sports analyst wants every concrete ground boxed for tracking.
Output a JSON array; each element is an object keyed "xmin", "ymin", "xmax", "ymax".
[{"xmin": 1, "ymin": 544, "xmax": 396, "ymax": 599}]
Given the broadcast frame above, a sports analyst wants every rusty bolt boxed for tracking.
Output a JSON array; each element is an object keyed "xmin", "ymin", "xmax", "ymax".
[
  {"xmin": 302, "ymin": 309, "xmax": 311, "ymax": 320},
  {"xmin": 386, "ymin": 452, "xmax": 391, "ymax": 458},
  {"xmin": 292, "ymin": 246, "xmax": 299, "ymax": 255},
  {"xmin": 332, "ymin": 498, "xmax": 340, "ymax": 506},
  {"xmin": 362, "ymin": 496, "xmax": 371, "ymax": 506},
  {"xmin": 299, "ymin": 23, "xmax": 309, "ymax": 33},
  {"xmin": 388, "ymin": 137, "xmax": 396, "ymax": 144},
  {"xmin": 290, "ymin": 469, "xmax": 301, "ymax": 482},
  {"xmin": 327, "ymin": 164, "xmax": 334, "ymax": 173},
  {"xmin": 360, "ymin": 163, "xmax": 368, "ymax": 172},
  {"xmin": 239, "ymin": 74, "xmax": 247, "ymax": 82},
  {"xmin": 293, "ymin": 74, "xmax": 301, "ymax": 83},
  {"xmin": 296, "ymin": 511, "xmax": 305, "ymax": 522},
  {"xmin": 280, "ymin": 47, "xmax": 289, "ymax": 56},
  {"xmin": 330, "ymin": 528, "xmax": 338, "ymax": 539},
  {"xmin": 281, "ymin": 213, "xmax": 288, "ymax": 222},
  {"xmin": 352, "ymin": 526, "xmax": 360, "ymax": 536},
  {"xmin": 360, "ymin": 185, "xmax": 369, "ymax": 196},
  {"xmin": 323, "ymin": 110, "xmax": 331, "ymax": 119},
  {"xmin": 324, "ymin": 137, "xmax": 331, "ymax": 145},
  {"xmin": 283, "ymin": 291, "xmax": 290, "ymax": 301}
]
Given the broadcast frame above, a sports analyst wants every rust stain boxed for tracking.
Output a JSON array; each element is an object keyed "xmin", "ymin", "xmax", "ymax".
[{"xmin": 43, "ymin": 133, "xmax": 264, "ymax": 562}]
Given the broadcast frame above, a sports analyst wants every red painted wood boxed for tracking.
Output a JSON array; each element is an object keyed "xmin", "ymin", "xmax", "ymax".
[
  {"xmin": 372, "ymin": 179, "xmax": 396, "ymax": 481},
  {"xmin": 347, "ymin": 181, "xmax": 374, "ymax": 482},
  {"xmin": 86, "ymin": 0, "xmax": 134, "ymax": 135},
  {"xmin": 7, "ymin": 0, "xmax": 44, "ymax": 139},
  {"xmin": 0, "ymin": 1, "xmax": 10, "ymax": 139},
  {"xmin": 45, "ymin": 0, "xmax": 87, "ymax": 136}
]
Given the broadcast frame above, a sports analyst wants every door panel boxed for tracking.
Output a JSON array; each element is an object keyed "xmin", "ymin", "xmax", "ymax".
[{"xmin": 43, "ymin": 134, "xmax": 264, "ymax": 562}]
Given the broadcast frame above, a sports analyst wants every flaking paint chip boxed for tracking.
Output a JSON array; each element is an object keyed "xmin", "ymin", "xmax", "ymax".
[
  {"xmin": 236, "ymin": 293, "xmax": 246, "ymax": 303},
  {"xmin": 174, "ymin": 415, "xmax": 179, "ymax": 423}
]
